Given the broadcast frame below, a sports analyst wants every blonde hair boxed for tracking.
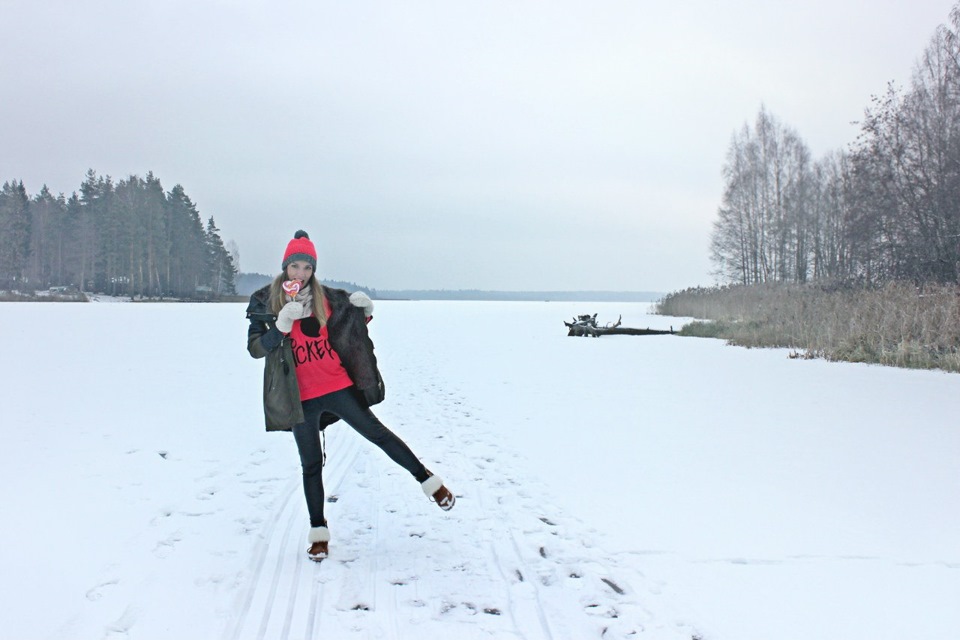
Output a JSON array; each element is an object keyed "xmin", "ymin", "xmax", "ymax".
[{"xmin": 270, "ymin": 273, "xmax": 328, "ymax": 326}]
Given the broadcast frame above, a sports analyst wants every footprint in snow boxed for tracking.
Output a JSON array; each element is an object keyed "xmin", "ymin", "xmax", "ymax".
[
  {"xmin": 85, "ymin": 579, "xmax": 119, "ymax": 601},
  {"xmin": 152, "ymin": 531, "xmax": 183, "ymax": 558},
  {"xmin": 104, "ymin": 605, "xmax": 138, "ymax": 636}
]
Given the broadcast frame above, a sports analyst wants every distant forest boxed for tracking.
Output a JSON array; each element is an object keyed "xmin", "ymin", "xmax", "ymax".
[
  {"xmin": 710, "ymin": 5, "xmax": 960, "ymax": 287},
  {"xmin": 0, "ymin": 170, "xmax": 236, "ymax": 298},
  {"xmin": 235, "ymin": 273, "xmax": 659, "ymax": 302}
]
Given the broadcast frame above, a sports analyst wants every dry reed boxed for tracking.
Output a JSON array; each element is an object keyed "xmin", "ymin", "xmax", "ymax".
[{"xmin": 656, "ymin": 282, "xmax": 960, "ymax": 373}]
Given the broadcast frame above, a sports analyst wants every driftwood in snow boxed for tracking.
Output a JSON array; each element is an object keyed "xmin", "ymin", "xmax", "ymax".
[{"xmin": 564, "ymin": 313, "xmax": 675, "ymax": 338}]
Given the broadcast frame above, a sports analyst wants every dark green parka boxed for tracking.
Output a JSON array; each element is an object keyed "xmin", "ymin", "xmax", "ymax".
[{"xmin": 245, "ymin": 284, "xmax": 385, "ymax": 431}]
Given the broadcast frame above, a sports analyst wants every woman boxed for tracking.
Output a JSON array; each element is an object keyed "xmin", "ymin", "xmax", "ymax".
[{"xmin": 246, "ymin": 230, "xmax": 455, "ymax": 561}]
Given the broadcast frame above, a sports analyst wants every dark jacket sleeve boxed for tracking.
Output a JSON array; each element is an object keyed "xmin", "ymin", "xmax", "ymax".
[{"xmin": 246, "ymin": 288, "xmax": 285, "ymax": 358}]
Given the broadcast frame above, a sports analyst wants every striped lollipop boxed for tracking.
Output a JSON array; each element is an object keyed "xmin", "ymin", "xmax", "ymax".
[{"xmin": 282, "ymin": 280, "xmax": 302, "ymax": 299}]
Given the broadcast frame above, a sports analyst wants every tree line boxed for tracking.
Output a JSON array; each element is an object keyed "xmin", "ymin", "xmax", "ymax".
[
  {"xmin": 711, "ymin": 4, "xmax": 960, "ymax": 287},
  {"xmin": 0, "ymin": 170, "xmax": 237, "ymax": 298}
]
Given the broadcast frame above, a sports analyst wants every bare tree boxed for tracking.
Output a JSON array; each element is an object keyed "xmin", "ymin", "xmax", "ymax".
[{"xmin": 711, "ymin": 107, "xmax": 815, "ymax": 285}]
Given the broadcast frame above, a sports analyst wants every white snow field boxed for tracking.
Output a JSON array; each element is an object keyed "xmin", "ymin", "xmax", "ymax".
[{"xmin": 1, "ymin": 300, "xmax": 958, "ymax": 640}]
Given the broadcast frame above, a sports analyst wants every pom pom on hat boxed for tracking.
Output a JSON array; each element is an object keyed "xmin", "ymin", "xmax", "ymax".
[{"xmin": 282, "ymin": 230, "xmax": 318, "ymax": 270}]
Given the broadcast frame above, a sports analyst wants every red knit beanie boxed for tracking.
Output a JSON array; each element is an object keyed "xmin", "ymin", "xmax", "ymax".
[{"xmin": 282, "ymin": 230, "xmax": 317, "ymax": 270}]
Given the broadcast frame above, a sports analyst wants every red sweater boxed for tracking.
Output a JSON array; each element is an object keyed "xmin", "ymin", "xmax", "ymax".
[{"xmin": 288, "ymin": 298, "xmax": 354, "ymax": 401}]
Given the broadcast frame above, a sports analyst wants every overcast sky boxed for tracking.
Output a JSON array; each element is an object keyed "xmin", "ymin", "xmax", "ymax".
[{"xmin": 1, "ymin": 0, "xmax": 955, "ymax": 292}]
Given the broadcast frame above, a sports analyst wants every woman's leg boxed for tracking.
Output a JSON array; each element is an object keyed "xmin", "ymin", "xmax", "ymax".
[
  {"xmin": 292, "ymin": 398, "xmax": 327, "ymax": 527},
  {"xmin": 323, "ymin": 388, "xmax": 430, "ymax": 483}
]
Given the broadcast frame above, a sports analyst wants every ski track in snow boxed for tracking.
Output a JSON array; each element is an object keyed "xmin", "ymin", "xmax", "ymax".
[{"xmin": 220, "ymin": 364, "xmax": 692, "ymax": 640}]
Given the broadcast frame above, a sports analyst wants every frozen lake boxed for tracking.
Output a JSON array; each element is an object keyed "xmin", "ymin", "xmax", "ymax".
[{"xmin": 1, "ymin": 300, "xmax": 957, "ymax": 639}]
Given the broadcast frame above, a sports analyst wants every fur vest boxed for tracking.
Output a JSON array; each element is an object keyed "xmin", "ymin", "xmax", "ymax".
[{"xmin": 246, "ymin": 284, "xmax": 385, "ymax": 431}]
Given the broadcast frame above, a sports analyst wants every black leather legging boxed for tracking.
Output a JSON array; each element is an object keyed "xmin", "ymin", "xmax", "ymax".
[{"xmin": 292, "ymin": 388, "xmax": 430, "ymax": 527}]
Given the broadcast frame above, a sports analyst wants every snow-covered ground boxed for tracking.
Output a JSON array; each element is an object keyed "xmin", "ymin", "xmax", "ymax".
[{"xmin": 2, "ymin": 300, "xmax": 957, "ymax": 640}]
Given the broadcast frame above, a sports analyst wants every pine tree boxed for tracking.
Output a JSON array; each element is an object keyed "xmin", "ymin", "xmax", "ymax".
[
  {"xmin": 165, "ymin": 184, "xmax": 207, "ymax": 297},
  {"xmin": 0, "ymin": 181, "xmax": 31, "ymax": 288},
  {"xmin": 205, "ymin": 216, "xmax": 237, "ymax": 295},
  {"xmin": 29, "ymin": 185, "xmax": 67, "ymax": 287},
  {"xmin": 79, "ymin": 170, "xmax": 117, "ymax": 293},
  {"xmin": 142, "ymin": 173, "xmax": 167, "ymax": 297},
  {"xmin": 62, "ymin": 193, "xmax": 84, "ymax": 288}
]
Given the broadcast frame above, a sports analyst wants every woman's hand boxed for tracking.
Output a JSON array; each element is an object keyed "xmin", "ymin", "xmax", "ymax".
[
  {"xmin": 276, "ymin": 301, "xmax": 304, "ymax": 333},
  {"xmin": 349, "ymin": 291, "xmax": 374, "ymax": 318}
]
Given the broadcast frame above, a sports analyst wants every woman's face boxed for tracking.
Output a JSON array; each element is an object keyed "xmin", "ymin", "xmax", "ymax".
[{"xmin": 286, "ymin": 260, "xmax": 314, "ymax": 284}]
